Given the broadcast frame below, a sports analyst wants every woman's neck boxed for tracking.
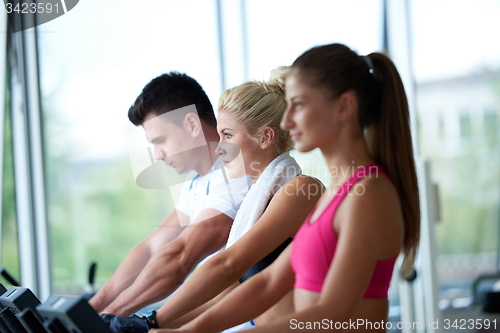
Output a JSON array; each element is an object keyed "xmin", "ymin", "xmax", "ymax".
[
  {"xmin": 321, "ymin": 135, "xmax": 374, "ymax": 188},
  {"xmin": 249, "ymin": 151, "xmax": 280, "ymax": 183}
]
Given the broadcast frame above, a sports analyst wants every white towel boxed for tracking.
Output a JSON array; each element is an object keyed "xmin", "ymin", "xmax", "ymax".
[{"xmin": 226, "ymin": 152, "xmax": 301, "ymax": 248}]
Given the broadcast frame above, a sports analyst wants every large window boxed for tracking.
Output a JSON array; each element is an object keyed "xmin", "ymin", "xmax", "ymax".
[
  {"xmin": 244, "ymin": 0, "xmax": 383, "ymax": 187},
  {"xmin": 37, "ymin": 0, "xmax": 222, "ymax": 293},
  {"xmin": 36, "ymin": 0, "xmax": 386, "ymax": 294},
  {"xmin": 412, "ymin": 0, "xmax": 500, "ymax": 313}
]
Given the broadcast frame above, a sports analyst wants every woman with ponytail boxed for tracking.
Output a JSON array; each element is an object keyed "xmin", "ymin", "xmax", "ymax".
[{"xmin": 153, "ymin": 43, "xmax": 420, "ymax": 332}]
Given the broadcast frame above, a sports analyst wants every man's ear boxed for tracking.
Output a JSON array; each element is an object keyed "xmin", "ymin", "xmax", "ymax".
[
  {"xmin": 336, "ymin": 91, "xmax": 358, "ymax": 123},
  {"xmin": 183, "ymin": 113, "xmax": 202, "ymax": 137},
  {"xmin": 259, "ymin": 126, "xmax": 276, "ymax": 150}
]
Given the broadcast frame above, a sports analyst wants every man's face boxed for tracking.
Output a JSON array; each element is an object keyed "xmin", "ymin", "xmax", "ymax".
[{"xmin": 142, "ymin": 112, "xmax": 203, "ymax": 174}]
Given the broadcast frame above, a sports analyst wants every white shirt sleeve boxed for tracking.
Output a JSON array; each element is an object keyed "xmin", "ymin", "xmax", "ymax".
[{"xmin": 204, "ymin": 168, "xmax": 250, "ymax": 219}]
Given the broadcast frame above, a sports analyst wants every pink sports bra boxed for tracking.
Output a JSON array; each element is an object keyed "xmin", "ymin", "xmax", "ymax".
[{"xmin": 290, "ymin": 164, "xmax": 397, "ymax": 299}]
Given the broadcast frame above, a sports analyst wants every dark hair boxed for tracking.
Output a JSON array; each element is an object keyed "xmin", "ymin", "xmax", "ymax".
[
  {"xmin": 128, "ymin": 72, "xmax": 216, "ymax": 127},
  {"xmin": 292, "ymin": 43, "xmax": 420, "ymax": 277}
]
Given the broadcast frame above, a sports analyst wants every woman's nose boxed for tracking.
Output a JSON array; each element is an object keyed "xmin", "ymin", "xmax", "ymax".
[
  {"xmin": 215, "ymin": 142, "xmax": 225, "ymax": 156},
  {"xmin": 280, "ymin": 105, "xmax": 293, "ymax": 130}
]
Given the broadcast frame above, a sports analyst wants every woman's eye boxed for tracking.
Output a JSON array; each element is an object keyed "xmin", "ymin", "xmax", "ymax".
[{"xmin": 224, "ymin": 133, "xmax": 232, "ymax": 139}]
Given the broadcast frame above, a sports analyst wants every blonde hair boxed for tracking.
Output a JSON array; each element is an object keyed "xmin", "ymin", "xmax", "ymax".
[{"xmin": 218, "ymin": 66, "xmax": 294, "ymax": 154}]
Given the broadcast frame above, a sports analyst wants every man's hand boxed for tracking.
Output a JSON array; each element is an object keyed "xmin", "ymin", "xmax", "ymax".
[
  {"xmin": 105, "ymin": 314, "xmax": 152, "ymax": 333},
  {"xmin": 90, "ymin": 210, "xmax": 185, "ymax": 314},
  {"xmin": 102, "ymin": 209, "xmax": 233, "ymax": 316},
  {"xmin": 100, "ymin": 313, "xmax": 116, "ymax": 325},
  {"xmin": 149, "ymin": 329, "xmax": 194, "ymax": 332}
]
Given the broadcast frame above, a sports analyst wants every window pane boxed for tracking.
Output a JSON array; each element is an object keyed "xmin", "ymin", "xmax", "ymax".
[
  {"xmin": 245, "ymin": 0, "xmax": 383, "ymax": 188},
  {"xmin": 1, "ymin": 78, "xmax": 20, "ymax": 286},
  {"xmin": 412, "ymin": 0, "xmax": 500, "ymax": 310},
  {"xmin": 37, "ymin": 0, "xmax": 221, "ymax": 293}
]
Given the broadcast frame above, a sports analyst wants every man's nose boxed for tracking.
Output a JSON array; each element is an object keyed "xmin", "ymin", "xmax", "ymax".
[{"xmin": 154, "ymin": 146, "xmax": 166, "ymax": 161}]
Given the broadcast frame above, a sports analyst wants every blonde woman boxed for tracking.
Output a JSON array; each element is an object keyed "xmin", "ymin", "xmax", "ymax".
[
  {"xmin": 154, "ymin": 43, "xmax": 420, "ymax": 333},
  {"xmin": 106, "ymin": 67, "xmax": 323, "ymax": 332}
]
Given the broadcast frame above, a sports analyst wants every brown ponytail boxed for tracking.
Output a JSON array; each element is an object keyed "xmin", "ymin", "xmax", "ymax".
[
  {"xmin": 292, "ymin": 44, "xmax": 420, "ymax": 277},
  {"xmin": 367, "ymin": 53, "xmax": 420, "ymax": 277}
]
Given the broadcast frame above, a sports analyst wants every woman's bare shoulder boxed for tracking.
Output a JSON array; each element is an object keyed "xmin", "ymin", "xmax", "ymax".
[
  {"xmin": 278, "ymin": 174, "xmax": 326, "ymax": 194},
  {"xmin": 269, "ymin": 175, "xmax": 324, "ymax": 212},
  {"xmin": 337, "ymin": 173, "xmax": 404, "ymax": 249}
]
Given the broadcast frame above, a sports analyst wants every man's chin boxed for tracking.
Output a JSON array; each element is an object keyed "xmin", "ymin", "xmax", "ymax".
[
  {"xmin": 165, "ymin": 162, "xmax": 182, "ymax": 174},
  {"xmin": 174, "ymin": 165, "xmax": 189, "ymax": 174}
]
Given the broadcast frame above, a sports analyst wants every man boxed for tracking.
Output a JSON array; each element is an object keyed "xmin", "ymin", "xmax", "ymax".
[{"xmin": 89, "ymin": 72, "xmax": 249, "ymax": 318}]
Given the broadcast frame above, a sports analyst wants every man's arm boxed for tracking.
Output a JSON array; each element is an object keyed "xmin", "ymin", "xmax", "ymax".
[
  {"xmin": 89, "ymin": 210, "xmax": 185, "ymax": 313},
  {"xmin": 100, "ymin": 208, "xmax": 233, "ymax": 316}
]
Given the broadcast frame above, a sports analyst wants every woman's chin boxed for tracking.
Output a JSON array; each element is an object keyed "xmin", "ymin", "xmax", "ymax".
[
  {"xmin": 225, "ymin": 164, "xmax": 246, "ymax": 179},
  {"xmin": 294, "ymin": 141, "xmax": 315, "ymax": 154},
  {"xmin": 294, "ymin": 145, "xmax": 308, "ymax": 153}
]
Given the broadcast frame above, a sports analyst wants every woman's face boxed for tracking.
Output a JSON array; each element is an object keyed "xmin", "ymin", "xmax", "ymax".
[
  {"xmin": 215, "ymin": 111, "xmax": 263, "ymax": 179},
  {"xmin": 281, "ymin": 72, "xmax": 339, "ymax": 153}
]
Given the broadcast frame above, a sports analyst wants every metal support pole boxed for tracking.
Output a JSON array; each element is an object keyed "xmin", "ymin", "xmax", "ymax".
[
  {"xmin": 215, "ymin": 0, "xmax": 226, "ymax": 92},
  {"xmin": 386, "ymin": 0, "xmax": 441, "ymax": 331},
  {"xmin": 240, "ymin": 0, "xmax": 249, "ymax": 81},
  {"xmin": 8, "ymin": 8, "xmax": 51, "ymax": 301},
  {"xmin": 0, "ymin": 0, "xmax": 8, "ymax": 270}
]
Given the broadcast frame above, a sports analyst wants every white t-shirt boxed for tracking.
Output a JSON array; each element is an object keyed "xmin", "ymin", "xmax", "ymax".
[{"xmin": 174, "ymin": 158, "xmax": 251, "ymax": 225}]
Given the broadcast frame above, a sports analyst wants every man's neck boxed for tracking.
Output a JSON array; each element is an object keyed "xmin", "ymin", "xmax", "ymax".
[
  {"xmin": 195, "ymin": 126, "xmax": 220, "ymax": 176},
  {"xmin": 195, "ymin": 147, "xmax": 216, "ymax": 176}
]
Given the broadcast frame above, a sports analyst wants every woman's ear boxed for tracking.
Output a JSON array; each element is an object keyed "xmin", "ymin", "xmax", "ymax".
[
  {"xmin": 183, "ymin": 113, "xmax": 203, "ymax": 137},
  {"xmin": 335, "ymin": 91, "xmax": 358, "ymax": 123},
  {"xmin": 259, "ymin": 126, "xmax": 276, "ymax": 150}
]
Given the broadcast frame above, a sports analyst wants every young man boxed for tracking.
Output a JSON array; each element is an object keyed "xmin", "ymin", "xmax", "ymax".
[{"xmin": 89, "ymin": 72, "xmax": 249, "ymax": 318}]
